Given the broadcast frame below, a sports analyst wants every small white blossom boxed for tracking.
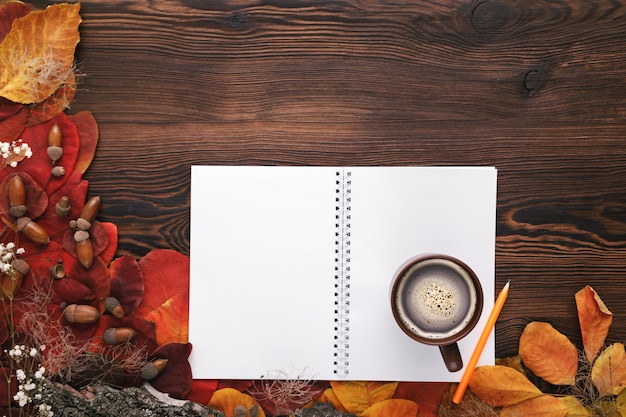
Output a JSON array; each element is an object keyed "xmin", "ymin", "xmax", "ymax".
[
  {"xmin": 30, "ymin": 347, "xmax": 38, "ymax": 357},
  {"xmin": 15, "ymin": 369, "xmax": 26, "ymax": 381}
]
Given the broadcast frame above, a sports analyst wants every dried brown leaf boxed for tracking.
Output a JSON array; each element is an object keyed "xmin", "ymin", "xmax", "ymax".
[
  {"xmin": 519, "ymin": 321, "xmax": 578, "ymax": 385},
  {"xmin": 0, "ymin": 3, "xmax": 81, "ymax": 104},
  {"xmin": 576, "ymin": 285, "xmax": 613, "ymax": 363}
]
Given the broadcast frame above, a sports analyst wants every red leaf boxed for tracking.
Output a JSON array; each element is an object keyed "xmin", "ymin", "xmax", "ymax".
[
  {"xmin": 187, "ymin": 380, "xmax": 219, "ymax": 404},
  {"xmin": 14, "ymin": 113, "xmax": 80, "ymax": 194},
  {"xmin": 98, "ymin": 222, "xmax": 118, "ymax": 265},
  {"xmin": 136, "ymin": 249, "xmax": 189, "ymax": 345},
  {"xmin": 0, "ymin": 97, "xmax": 22, "ymax": 120},
  {"xmin": 108, "ymin": 255, "xmax": 145, "ymax": 317},
  {"xmin": 89, "ymin": 314, "xmax": 157, "ymax": 355},
  {"xmin": 0, "ymin": 105, "xmax": 28, "ymax": 143},
  {"xmin": 53, "ymin": 276, "xmax": 95, "ymax": 304},
  {"xmin": 65, "ymin": 255, "xmax": 110, "ymax": 301},
  {"xmin": 394, "ymin": 382, "xmax": 449, "ymax": 417},
  {"xmin": 149, "ymin": 342, "xmax": 193, "ymax": 399},
  {"xmin": 69, "ymin": 110, "xmax": 99, "ymax": 174},
  {"xmin": 0, "ymin": 1, "xmax": 31, "ymax": 41}
]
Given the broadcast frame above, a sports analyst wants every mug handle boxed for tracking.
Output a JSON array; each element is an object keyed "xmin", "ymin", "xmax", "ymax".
[{"xmin": 439, "ymin": 343, "xmax": 463, "ymax": 372}]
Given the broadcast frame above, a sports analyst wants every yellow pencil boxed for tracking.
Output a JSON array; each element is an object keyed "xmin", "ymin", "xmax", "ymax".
[{"xmin": 452, "ymin": 280, "xmax": 510, "ymax": 404}]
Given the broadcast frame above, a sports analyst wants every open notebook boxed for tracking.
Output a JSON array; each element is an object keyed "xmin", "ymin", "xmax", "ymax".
[{"xmin": 189, "ymin": 166, "xmax": 497, "ymax": 381}]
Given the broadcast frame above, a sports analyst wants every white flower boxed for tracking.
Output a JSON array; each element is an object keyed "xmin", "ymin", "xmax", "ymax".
[
  {"xmin": 35, "ymin": 366, "xmax": 45, "ymax": 379},
  {"xmin": 15, "ymin": 369, "xmax": 26, "ymax": 381},
  {"xmin": 30, "ymin": 347, "xmax": 38, "ymax": 357},
  {"xmin": 6, "ymin": 242, "xmax": 15, "ymax": 250}
]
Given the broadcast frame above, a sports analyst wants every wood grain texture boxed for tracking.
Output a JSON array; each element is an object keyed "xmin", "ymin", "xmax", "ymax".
[{"xmin": 29, "ymin": 0, "xmax": 626, "ymax": 359}]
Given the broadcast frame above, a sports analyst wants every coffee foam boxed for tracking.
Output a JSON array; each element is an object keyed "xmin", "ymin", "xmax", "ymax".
[{"xmin": 393, "ymin": 258, "xmax": 478, "ymax": 340}]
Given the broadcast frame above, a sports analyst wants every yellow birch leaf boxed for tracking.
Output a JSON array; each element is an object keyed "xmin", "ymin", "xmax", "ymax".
[
  {"xmin": 468, "ymin": 365, "xmax": 542, "ymax": 407},
  {"xmin": 500, "ymin": 395, "xmax": 568, "ymax": 417},
  {"xmin": 592, "ymin": 343, "xmax": 626, "ymax": 397},
  {"xmin": 559, "ymin": 395, "xmax": 591, "ymax": 417},
  {"xmin": 329, "ymin": 381, "xmax": 398, "ymax": 415},
  {"xmin": 0, "ymin": 3, "xmax": 81, "ymax": 104},
  {"xmin": 576, "ymin": 285, "xmax": 613, "ymax": 363},
  {"xmin": 207, "ymin": 388, "xmax": 266, "ymax": 417},
  {"xmin": 519, "ymin": 322, "xmax": 578, "ymax": 385},
  {"xmin": 616, "ymin": 387, "xmax": 626, "ymax": 417},
  {"xmin": 361, "ymin": 399, "xmax": 418, "ymax": 417}
]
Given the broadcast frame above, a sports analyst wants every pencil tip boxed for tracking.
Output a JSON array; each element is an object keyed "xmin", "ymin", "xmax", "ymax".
[{"xmin": 505, "ymin": 280, "xmax": 510, "ymax": 287}]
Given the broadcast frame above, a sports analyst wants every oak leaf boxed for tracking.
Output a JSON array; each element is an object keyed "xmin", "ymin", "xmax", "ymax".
[
  {"xmin": 208, "ymin": 388, "xmax": 266, "ymax": 417},
  {"xmin": 591, "ymin": 342, "xmax": 626, "ymax": 397},
  {"xmin": 360, "ymin": 399, "xmax": 418, "ymax": 417},
  {"xmin": 0, "ymin": 3, "xmax": 81, "ymax": 104},
  {"xmin": 576, "ymin": 285, "xmax": 613, "ymax": 363},
  {"xmin": 519, "ymin": 321, "xmax": 578, "ymax": 385},
  {"xmin": 468, "ymin": 365, "xmax": 542, "ymax": 407},
  {"xmin": 499, "ymin": 395, "xmax": 568, "ymax": 417},
  {"xmin": 329, "ymin": 381, "xmax": 398, "ymax": 415}
]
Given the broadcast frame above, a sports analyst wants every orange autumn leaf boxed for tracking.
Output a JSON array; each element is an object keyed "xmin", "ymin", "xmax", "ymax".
[
  {"xmin": 469, "ymin": 365, "xmax": 542, "ymax": 407},
  {"xmin": 136, "ymin": 249, "xmax": 189, "ymax": 345},
  {"xmin": 316, "ymin": 387, "xmax": 348, "ymax": 412},
  {"xmin": 393, "ymin": 382, "xmax": 448, "ymax": 417},
  {"xmin": 518, "ymin": 321, "xmax": 578, "ymax": 385},
  {"xmin": 329, "ymin": 381, "xmax": 398, "ymax": 415},
  {"xmin": 0, "ymin": 3, "xmax": 81, "ymax": 104},
  {"xmin": 361, "ymin": 399, "xmax": 418, "ymax": 417},
  {"xmin": 591, "ymin": 342, "xmax": 626, "ymax": 396},
  {"xmin": 500, "ymin": 395, "xmax": 568, "ymax": 417},
  {"xmin": 576, "ymin": 285, "xmax": 613, "ymax": 363},
  {"xmin": 208, "ymin": 388, "xmax": 266, "ymax": 417}
]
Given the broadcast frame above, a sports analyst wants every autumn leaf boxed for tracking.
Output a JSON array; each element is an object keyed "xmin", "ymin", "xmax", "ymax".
[
  {"xmin": 329, "ymin": 381, "xmax": 398, "ymax": 415},
  {"xmin": 0, "ymin": 105, "xmax": 27, "ymax": 143},
  {"xmin": 500, "ymin": 395, "xmax": 568, "ymax": 417},
  {"xmin": 148, "ymin": 342, "xmax": 193, "ymax": 399},
  {"xmin": 469, "ymin": 365, "xmax": 542, "ymax": 407},
  {"xmin": 316, "ymin": 387, "xmax": 348, "ymax": 412},
  {"xmin": 0, "ymin": 1, "xmax": 31, "ymax": 42},
  {"xmin": 560, "ymin": 395, "xmax": 591, "ymax": 417},
  {"xmin": 0, "ymin": 3, "xmax": 81, "ymax": 104},
  {"xmin": 360, "ymin": 399, "xmax": 418, "ymax": 417},
  {"xmin": 108, "ymin": 255, "xmax": 145, "ymax": 317},
  {"xmin": 592, "ymin": 343, "xmax": 626, "ymax": 397},
  {"xmin": 69, "ymin": 110, "xmax": 99, "ymax": 174},
  {"xmin": 576, "ymin": 285, "xmax": 613, "ymax": 363},
  {"xmin": 187, "ymin": 380, "xmax": 219, "ymax": 405},
  {"xmin": 208, "ymin": 388, "xmax": 266, "ymax": 417},
  {"xmin": 26, "ymin": 72, "xmax": 77, "ymax": 126},
  {"xmin": 136, "ymin": 249, "xmax": 189, "ymax": 345},
  {"xmin": 519, "ymin": 321, "xmax": 578, "ymax": 385},
  {"xmin": 393, "ymin": 382, "xmax": 448, "ymax": 417}
]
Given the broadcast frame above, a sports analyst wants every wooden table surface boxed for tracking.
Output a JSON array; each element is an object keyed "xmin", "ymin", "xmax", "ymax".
[{"xmin": 31, "ymin": 0, "xmax": 626, "ymax": 359}]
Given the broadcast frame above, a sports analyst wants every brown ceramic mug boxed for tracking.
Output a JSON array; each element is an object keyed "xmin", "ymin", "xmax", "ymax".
[{"xmin": 390, "ymin": 254, "xmax": 483, "ymax": 372}]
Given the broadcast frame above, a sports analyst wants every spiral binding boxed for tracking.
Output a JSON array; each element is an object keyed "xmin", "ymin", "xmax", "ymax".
[{"xmin": 333, "ymin": 169, "xmax": 351, "ymax": 377}]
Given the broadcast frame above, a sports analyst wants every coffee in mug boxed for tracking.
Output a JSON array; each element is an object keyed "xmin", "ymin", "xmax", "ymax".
[{"xmin": 390, "ymin": 254, "xmax": 483, "ymax": 372}]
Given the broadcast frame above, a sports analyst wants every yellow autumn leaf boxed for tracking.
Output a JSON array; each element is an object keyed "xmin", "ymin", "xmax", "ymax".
[
  {"xmin": 207, "ymin": 388, "xmax": 266, "ymax": 417},
  {"xmin": 616, "ymin": 387, "xmax": 626, "ymax": 417},
  {"xmin": 360, "ymin": 399, "xmax": 418, "ymax": 417},
  {"xmin": 316, "ymin": 387, "xmax": 347, "ymax": 412},
  {"xmin": 559, "ymin": 395, "xmax": 591, "ymax": 417},
  {"xmin": 329, "ymin": 381, "xmax": 398, "ymax": 415},
  {"xmin": 469, "ymin": 365, "xmax": 542, "ymax": 407},
  {"xmin": 576, "ymin": 285, "xmax": 613, "ymax": 363},
  {"xmin": 0, "ymin": 3, "xmax": 81, "ymax": 104},
  {"xmin": 519, "ymin": 322, "xmax": 578, "ymax": 385},
  {"xmin": 496, "ymin": 355, "xmax": 526, "ymax": 374},
  {"xmin": 592, "ymin": 343, "xmax": 626, "ymax": 397},
  {"xmin": 500, "ymin": 395, "xmax": 568, "ymax": 417}
]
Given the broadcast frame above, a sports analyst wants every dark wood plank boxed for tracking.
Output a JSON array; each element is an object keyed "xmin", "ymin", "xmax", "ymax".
[{"xmin": 31, "ymin": 0, "xmax": 626, "ymax": 358}]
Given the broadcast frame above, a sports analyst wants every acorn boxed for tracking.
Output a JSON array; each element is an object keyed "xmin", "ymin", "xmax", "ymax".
[
  {"xmin": 104, "ymin": 296, "xmax": 124, "ymax": 318},
  {"xmin": 16, "ymin": 217, "xmax": 50, "ymax": 245},
  {"xmin": 47, "ymin": 123, "xmax": 63, "ymax": 163},
  {"xmin": 141, "ymin": 358, "xmax": 168, "ymax": 380},
  {"xmin": 103, "ymin": 327, "xmax": 137, "ymax": 345},
  {"xmin": 49, "ymin": 261, "xmax": 66, "ymax": 279},
  {"xmin": 55, "ymin": 196, "xmax": 71, "ymax": 217},
  {"xmin": 63, "ymin": 304, "xmax": 100, "ymax": 324},
  {"xmin": 51, "ymin": 165, "xmax": 65, "ymax": 177},
  {"xmin": 1, "ymin": 259, "xmax": 29, "ymax": 298},
  {"xmin": 80, "ymin": 196, "xmax": 100, "ymax": 224},
  {"xmin": 75, "ymin": 237, "xmax": 94, "ymax": 269},
  {"xmin": 8, "ymin": 174, "xmax": 26, "ymax": 218}
]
